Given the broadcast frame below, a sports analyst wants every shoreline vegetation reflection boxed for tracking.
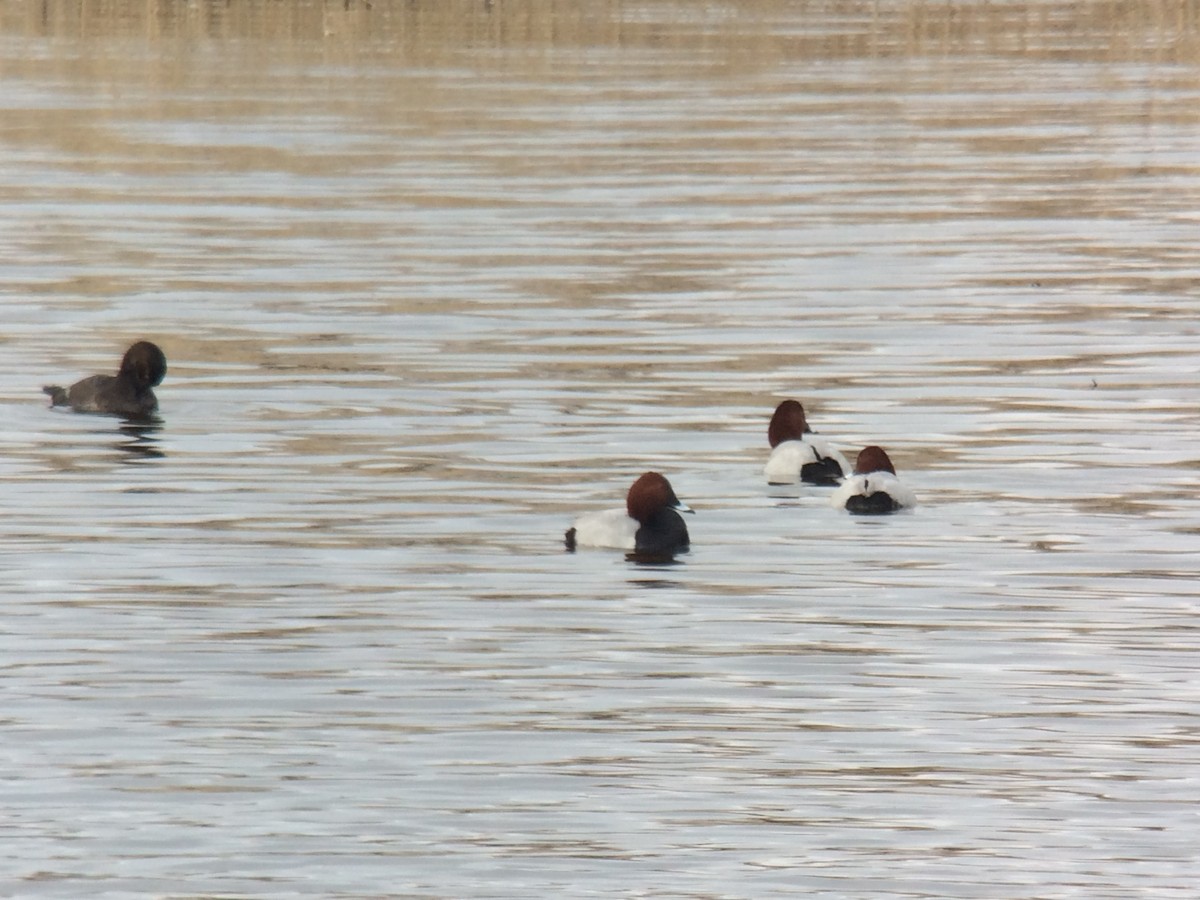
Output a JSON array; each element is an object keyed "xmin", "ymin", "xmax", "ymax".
[{"xmin": 0, "ymin": 0, "xmax": 1196, "ymax": 68}]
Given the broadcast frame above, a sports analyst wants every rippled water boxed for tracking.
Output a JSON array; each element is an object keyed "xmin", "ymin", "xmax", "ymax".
[{"xmin": 2, "ymin": 1, "xmax": 1199, "ymax": 896}]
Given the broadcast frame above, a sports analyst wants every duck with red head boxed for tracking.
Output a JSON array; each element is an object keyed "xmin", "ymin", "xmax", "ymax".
[
  {"xmin": 763, "ymin": 399, "xmax": 849, "ymax": 485},
  {"xmin": 831, "ymin": 446, "xmax": 917, "ymax": 513},
  {"xmin": 43, "ymin": 341, "xmax": 167, "ymax": 420},
  {"xmin": 565, "ymin": 471, "xmax": 693, "ymax": 556}
]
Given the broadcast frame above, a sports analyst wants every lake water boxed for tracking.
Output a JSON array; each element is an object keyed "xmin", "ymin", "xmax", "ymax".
[{"xmin": 1, "ymin": 1, "xmax": 1199, "ymax": 896}]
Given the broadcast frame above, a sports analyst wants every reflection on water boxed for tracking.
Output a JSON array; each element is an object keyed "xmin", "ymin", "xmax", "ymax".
[
  {"xmin": 5, "ymin": 0, "xmax": 1200, "ymax": 65},
  {"xmin": 2, "ymin": 1, "xmax": 1200, "ymax": 897},
  {"xmin": 116, "ymin": 420, "xmax": 165, "ymax": 462},
  {"xmin": 625, "ymin": 552, "xmax": 688, "ymax": 567}
]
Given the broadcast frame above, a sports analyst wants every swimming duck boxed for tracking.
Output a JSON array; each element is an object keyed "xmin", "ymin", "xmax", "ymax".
[
  {"xmin": 43, "ymin": 340, "xmax": 167, "ymax": 419},
  {"xmin": 566, "ymin": 471, "xmax": 693, "ymax": 555},
  {"xmin": 831, "ymin": 446, "xmax": 917, "ymax": 513},
  {"xmin": 764, "ymin": 400, "xmax": 849, "ymax": 485}
]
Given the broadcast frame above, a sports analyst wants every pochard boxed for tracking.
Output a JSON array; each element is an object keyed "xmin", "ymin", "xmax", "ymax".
[
  {"xmin": 831, "ymin": 446, "xmax": 917, "ymax": 513},
  {"xmin": 566, "ymin": 471, "xmax": 693, "ymax": 556},
  {"xmin": 43, "ymin": 341, "xmax": 167, "ymax": 419},
  {"xmin": 764, "ymin": 400, "xmax": 849, "ymax": 485}
]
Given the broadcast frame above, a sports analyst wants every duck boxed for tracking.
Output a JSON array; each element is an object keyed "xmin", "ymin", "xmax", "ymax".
[
  {"xmin": 831, "ymin": 446, "xmax": 917, "ymax": 513},
  {"xmin": 565, "ymin": 471, "xmax": 693, "ymax": 556},
  {"xmin": 43, "ymin": 340, "xmax": 167, "ymax": 419},
  {"xmin": 763, "ymin": 399, "xmax": 850, "ymax": 485}
]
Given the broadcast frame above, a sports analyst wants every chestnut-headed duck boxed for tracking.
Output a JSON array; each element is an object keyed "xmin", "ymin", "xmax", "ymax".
[
  {"xmin": 43, "ymin": 341, "xmax": 167, "ymax": 419},
  {"xmin": 565, "ymin": 471, "xmax": 693, "ymax": 556},
  {"xmin": 831, "ymin": 446, "xmax": 917, "ymax": 513},
  {"xmin": 764, "ymin": 399, "xmax": 850, "ymax": 485}
]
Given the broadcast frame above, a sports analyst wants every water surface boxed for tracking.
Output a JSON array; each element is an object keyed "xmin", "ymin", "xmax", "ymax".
[{"xmin": 1, "ymin": 1, "xmax": 1199, "ymax": 897}]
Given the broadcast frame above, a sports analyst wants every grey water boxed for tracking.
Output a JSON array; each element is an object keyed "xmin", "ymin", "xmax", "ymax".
[{"xmin": 1, "ymin": 1, "xmax": 1199, "ymax": 896}]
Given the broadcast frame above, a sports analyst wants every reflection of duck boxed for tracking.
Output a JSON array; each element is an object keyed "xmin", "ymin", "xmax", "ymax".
[
  {"xmin": 764, "ymin": 400, "xmax": 849, "ymax": 485},
  {"xmin": 117, "ymin": 421, "xmax": 166, "ymax": 462},
  {"xmin": 44, "ymin": 341, "xmax": 167, "ymax": 419},
  {"xmin": 831, "ymin": 446, "xmax": 917, "ymax": 514},
  {"xmin": 566, "ymin": 472, "xmax": 693, "ymax": 556}
]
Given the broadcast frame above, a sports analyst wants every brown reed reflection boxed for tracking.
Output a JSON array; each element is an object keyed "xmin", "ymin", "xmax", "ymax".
[{"xmin": 1, "ymin": 0, "xmax": 1197, "ymax": 65}]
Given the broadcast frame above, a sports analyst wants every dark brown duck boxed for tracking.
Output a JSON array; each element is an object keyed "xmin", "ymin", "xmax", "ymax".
[{"xmin": 43, "ymin": 341, "xmax": 167, "ymax": 419}]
